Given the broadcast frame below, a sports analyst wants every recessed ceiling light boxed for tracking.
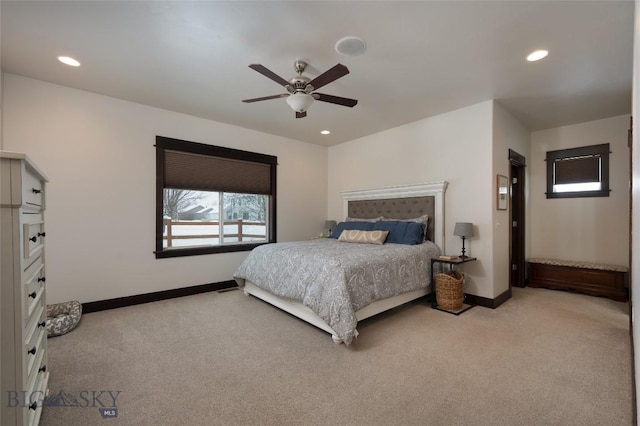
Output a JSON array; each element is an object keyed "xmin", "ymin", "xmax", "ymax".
[
  {"xmin": 320, "ymin": 130, "xmax": 331, "ymax": 135},
  {"xmin": 335, "ymin": 36, "xmax": 367, "ymax": 56},
  {"xmin": 58, "ymin": 56, "xmax": 80, "ymax": 67},
  {"xmin": 527, "ymin": 50, "xmax": 548, "ymax": 62}
]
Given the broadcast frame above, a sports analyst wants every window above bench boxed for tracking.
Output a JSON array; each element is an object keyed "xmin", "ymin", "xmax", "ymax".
[{"xmin": 545, "ymin": 143, "xmax": 610, "ymax": 199}]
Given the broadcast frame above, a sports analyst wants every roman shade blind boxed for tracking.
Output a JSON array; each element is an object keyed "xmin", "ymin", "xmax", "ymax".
[
  {"xmin": 554, "ymin": 156, "xmax": 600, "ymax": 185},
  {"xmin": 157, "ymin": 135, "xmax": 277, "ymax": 196},
  {"xmin": 164, "ymin": 150, "xmax": 272, "ymax": 195}
]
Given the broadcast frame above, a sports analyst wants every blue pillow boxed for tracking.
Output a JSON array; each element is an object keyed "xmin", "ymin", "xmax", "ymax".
[
  {"xmin": 372, "ymin": 221, "xmax": 425, "ymax": 245},
  {"xmin": 329, "ymin": 221, "xmax": 374, "ymax": 238}
]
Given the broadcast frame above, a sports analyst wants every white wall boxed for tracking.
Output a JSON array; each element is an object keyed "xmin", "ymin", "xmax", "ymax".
[
  {"xmin": 492, "ymin": 102, "xmax": 531, "ymax": 297},
  {"xmin": 530, "ymin": 114, "xmax": 631, "ymax": 266},
  {"xmin": 2, "ymin": 74, "xmax": 328, "ymax": 304},
  {"xmin": 328, "ymin": 101, "xmax": 496, "ymax": 299}
]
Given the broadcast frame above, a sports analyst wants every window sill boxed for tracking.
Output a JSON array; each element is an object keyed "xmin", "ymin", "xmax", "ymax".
[
  {"xmin": 546, "ymin": 190, "xmax": 610, "ymax": 199},
  {"xmin": 155, "ymin": 241, "xmax": 270, "ymax": 259}
]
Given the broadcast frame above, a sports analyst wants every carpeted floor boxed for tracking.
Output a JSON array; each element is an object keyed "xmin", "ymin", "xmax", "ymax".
[{"xmin": 40, "ymin": 287, "xmax": 632, "ymax": 425}]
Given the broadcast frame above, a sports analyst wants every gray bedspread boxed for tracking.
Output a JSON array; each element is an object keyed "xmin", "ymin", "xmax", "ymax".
[{"xmin": 233, "ymin": 238, "xmax": 440, "ymax": 344}]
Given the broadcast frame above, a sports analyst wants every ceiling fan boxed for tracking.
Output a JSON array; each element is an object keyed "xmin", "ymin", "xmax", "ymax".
[{"xmin": 242, "ymin": 60, "xmax": 358, "ymax": 118}]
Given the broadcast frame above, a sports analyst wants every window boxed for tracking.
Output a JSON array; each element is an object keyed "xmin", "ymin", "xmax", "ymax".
[
  {"xmin": 546, "ymin": 143, "xmax": 610, "ymax": 199},
  {"xmin": 155, "ymin": 136, "xmax": 277, "ymax": 258}
]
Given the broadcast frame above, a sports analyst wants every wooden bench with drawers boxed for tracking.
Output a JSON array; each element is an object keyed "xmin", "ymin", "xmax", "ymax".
[{"xmin": 528, "ymin": 258, "xmax": 628, "ymax": 302}]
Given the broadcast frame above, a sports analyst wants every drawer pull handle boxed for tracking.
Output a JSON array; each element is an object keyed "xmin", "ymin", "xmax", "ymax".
[
  {"xmin": 38, "ymin": 277, "xmax": 46, "ymax": 283},
  {"xmin": 29, "ymin": 236, "xmax": 37, "ymax": 243},
  {"xmin": 39, "ymin": 365, "xmax": 47, "ymax": 373},
  {"xmin": 32, "ymin": 188, "xmax": 42, "ymax": 194},
  {"xmin": 38, "ymin": 320, "xmax": 46, "ymax": 328},
  {"xmin": 28, "ymin": 291, "xmax": 37, "ymax": 299},
  {"xmin": 38, "ymin": 232, "xmax": 46, "ymax": 237},
  {"xmin": 28, "ymin": 401, "xmax": 37, "ymax": 411},
  {"xmin": 28, "ymin": 346, "xmax": 37, "ymax": 355}
]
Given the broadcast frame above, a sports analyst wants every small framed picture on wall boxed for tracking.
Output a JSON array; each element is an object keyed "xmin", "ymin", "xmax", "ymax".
[{"xmin": 497, "ymin": 175, "xmax": 509, "ymax": 210}]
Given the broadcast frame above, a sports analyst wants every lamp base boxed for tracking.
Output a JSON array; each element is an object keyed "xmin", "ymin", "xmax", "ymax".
[{"xmin": 460, "ymin": 236, "xmax": 467, "ymax": 259}]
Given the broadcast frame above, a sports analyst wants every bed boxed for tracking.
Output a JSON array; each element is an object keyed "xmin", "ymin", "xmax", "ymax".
[{"xmin": 233, "ymin": 181, "xmax": 448, "ymax": 344}]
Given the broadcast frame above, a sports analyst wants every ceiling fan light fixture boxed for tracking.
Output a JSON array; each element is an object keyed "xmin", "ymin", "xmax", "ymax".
[{"xmin": 286, "ymin": 92, "xmax": 315, "ymax": 113}]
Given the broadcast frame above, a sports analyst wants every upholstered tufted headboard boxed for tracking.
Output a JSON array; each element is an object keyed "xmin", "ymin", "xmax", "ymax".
[
  {"xmin": 340, "ymin": 182, "xmax": 447, "ymax": 251},
  {"xmin": 347, "ymin": 196, "xmax": 435, "ymax": 242}
]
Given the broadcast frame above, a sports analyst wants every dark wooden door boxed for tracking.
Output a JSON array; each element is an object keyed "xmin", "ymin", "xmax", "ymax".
[{"xmin": 509, "ymin": 150, "xmax": 526, "ymax": 288}]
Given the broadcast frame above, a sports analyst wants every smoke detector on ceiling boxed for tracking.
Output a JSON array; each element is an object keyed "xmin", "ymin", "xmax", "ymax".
[{"xmin": 335, "ymin": 36, "xmax": 367, "ymax": 56}]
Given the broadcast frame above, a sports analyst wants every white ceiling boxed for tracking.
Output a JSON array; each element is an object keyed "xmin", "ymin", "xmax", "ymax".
[{"xmin": 1, "ymin": 1, "xmax": 634, "ymax": 146}]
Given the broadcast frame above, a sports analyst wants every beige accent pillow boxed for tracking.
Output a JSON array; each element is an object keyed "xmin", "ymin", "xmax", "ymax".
[{"xmin": 338, "ymin": 230, "xmax": 389, "ymax": 245}]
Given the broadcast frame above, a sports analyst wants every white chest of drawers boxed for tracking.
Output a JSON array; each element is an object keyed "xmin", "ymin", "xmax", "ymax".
[{"xmin": 1, "ymin": 152, "xmax": 49, "ymax": 426}]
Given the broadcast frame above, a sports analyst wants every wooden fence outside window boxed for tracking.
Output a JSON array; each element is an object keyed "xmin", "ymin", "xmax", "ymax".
[{"xmin": 163, "ymin": 219, "xmax": 266, "ymax": 247}]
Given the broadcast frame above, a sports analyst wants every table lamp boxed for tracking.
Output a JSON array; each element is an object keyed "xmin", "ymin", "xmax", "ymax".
[
  {"xmin": 325, "ymin": 220, "xmax": 337, "ymax": 237},
  {"xmin": 453, "ymin": 222, "xmax": 473, "ymax": 259}
]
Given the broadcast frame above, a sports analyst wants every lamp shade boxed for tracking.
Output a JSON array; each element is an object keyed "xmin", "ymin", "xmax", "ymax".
[
  {"xmin": 325, "ymin": 220, "xmax": 337, "ymax": 231},
  {"xmin": 453, "ymin": 222, "xmax": 473, "ymax": 238},
  {"xmin": 286, "ymin": 93, "xmax": 315, "ymax": 112}
]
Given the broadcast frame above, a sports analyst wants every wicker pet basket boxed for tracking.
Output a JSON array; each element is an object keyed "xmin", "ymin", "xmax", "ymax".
[{"xmin": 435, "ymin": 270, "xmax": 464, "ymax": 310}]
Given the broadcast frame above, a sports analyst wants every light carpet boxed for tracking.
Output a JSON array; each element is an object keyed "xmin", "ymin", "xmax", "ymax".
[{"xmin": 40, "ymin": 287, "xmax": 632, "ymax": 425}]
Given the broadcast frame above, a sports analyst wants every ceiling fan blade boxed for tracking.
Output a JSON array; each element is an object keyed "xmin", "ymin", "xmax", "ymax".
[
  {"xmin": 248, "ymin": 64, "xmax": 290, "ymax": 87},
  {"xmin": 296, "ymin": 111, "xmax": 307, "ymax": 119},
  {"xmin": 314, "ymin": 93, "xmax": 358, "ymax": 108},
  {"xmin": 242, "ymin": 94, "xmax": 289, "ymax": 103},
  {"xmin": 308, "ymin": 64, "xmax": 350, "ymax": 90}
]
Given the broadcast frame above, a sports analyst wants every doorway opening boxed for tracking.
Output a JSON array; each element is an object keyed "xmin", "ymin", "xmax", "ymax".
[{"xmin": 509, "ymin": 149, "xmax": 526, "ymax": 288}]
